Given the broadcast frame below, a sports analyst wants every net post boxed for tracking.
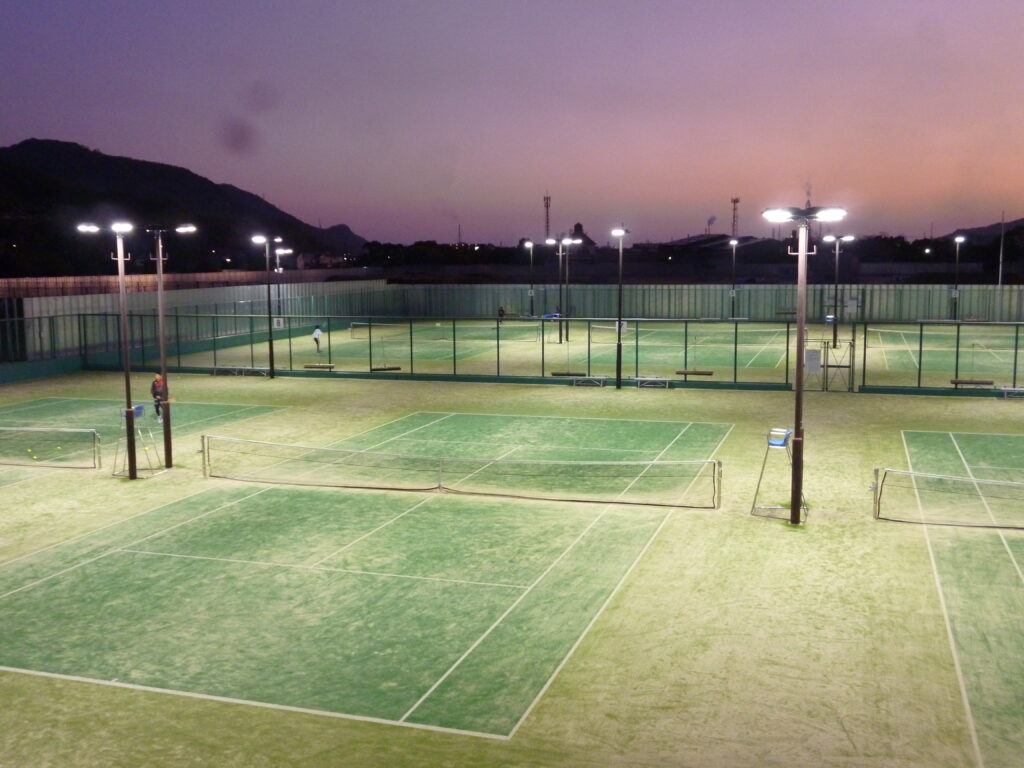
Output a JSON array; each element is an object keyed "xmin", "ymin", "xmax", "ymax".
[
  {"xmin": 201, "ymin": 434, "xmax": 210, "ymax": 477},
  {"xmin": 872, "ymin": 468, "xmax": 882, "ymax": 518},
  {"xmin": 93, "ymin": 429, "xmax": 102, "ymax": 469}
]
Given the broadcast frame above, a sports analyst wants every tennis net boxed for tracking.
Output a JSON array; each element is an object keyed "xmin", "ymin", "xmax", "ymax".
[
  {"xmin": 873, "ymin": 468, "xmax": 1024, "ymax": 529},
  {"xmin": 203, "ymin": 435, "xmax": 721, "ymax": 508},
  {"xmin": 0, "ymin": 426, "xmax": 102, "ymax": 469}
]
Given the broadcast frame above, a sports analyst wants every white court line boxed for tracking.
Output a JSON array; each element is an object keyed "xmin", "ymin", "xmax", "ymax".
[
  {"xmin": 508, "ymin": 422, "xmax": 733, "ymax": 738},
  {"xmin": 119, "ymin": 548, "xmax": 527, "ymax": 590},
  {"xmin": 327, "ymin": 413, "xmax": 455, "ymax": 451},
  {"xmin": 903, "ymin": 431, "xmax": 984, "ymax": 768},
  {"xmin": 742, "ymin": 329, "xmax": 785, "ymax": 368},
  {"xmin": 308, "ymin": 496, "xmax": 435, "ymax": 567},
  {"xmin": 0, "ymin": 488, "xmax": 270, "ymax": 601},
  {"xmin": 401, "ymin": 421, "xmax": 702, "ymax": 727},
  {"xmin": 0, "ymin": 486, "xmax": 215, "ymax": 571},
  {"xmin": 389, "ymin": 436, "xmax": 663, "ymax": 455},
  {"xmin": 0, "ymin": 666, "xmax": 509, "ymax": 741},
  {"xmin": 948, "ymin": 434, "xmax": 1024, "ymax": 585},
  {"xmin": 409, "ymin": 410, "xmax": 727, "ymax": 427}
]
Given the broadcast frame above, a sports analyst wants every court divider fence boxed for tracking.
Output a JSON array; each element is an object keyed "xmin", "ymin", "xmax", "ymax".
[{"xmin": 69, "ymin": 311, "xmax": 1024, "ymax": 392}]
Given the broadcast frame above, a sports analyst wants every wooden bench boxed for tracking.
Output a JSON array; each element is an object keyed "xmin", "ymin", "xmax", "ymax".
[
  {"xmin": 951, "ymin": 378, "xmax": 994, "ymax": 389},
  {"xmin": 571, "ymin": 376, "xmax": 607, "ymax": 387},
  {"xmin": 636, "ymin": 377, "xmax": 670, "ymax": 388},
  {"xmin": 303, "ymin": 363, "xmax": 335, "ymax": 370},
  {"xmin": 676, "ymin": 369, "xmax": 714, "ymax": 378},
  {"xmin": 1001, "ymin": 386, "xmax": 1024, "ymax": 399},
  {"xmin": 212, "ymin": 367, "xmax": 269, "ymax": 377}
]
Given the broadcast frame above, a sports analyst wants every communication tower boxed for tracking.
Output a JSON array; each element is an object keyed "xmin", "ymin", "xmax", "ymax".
[
  {"xmin": 544, "ymin": 194, "xmax": 551, "ymax": 239},
  {"xmin": 731, "ymin": 197, "xmax": 740, "ymax": 238}
]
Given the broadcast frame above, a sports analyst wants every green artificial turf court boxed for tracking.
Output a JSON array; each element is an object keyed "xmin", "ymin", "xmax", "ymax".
[
  {"xmin": 894, "ymin": 430, "xmax": 1024, "ymax": 768},
  {"xmin": 0, "ymin": 397, "xmax": 280, "ymax": 468},
  {"xmin": 4, "ymin": 370, "xmax": 1024, "ymax": 767},
  {"xmin": 0, "ymin": 411, "xmax": 731, "ymax": 739}
]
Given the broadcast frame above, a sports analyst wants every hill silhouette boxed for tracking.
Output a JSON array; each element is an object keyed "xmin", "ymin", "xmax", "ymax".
[{"xmin": 0, "ymin": 139, "xmax": 364, "ymax": 276}]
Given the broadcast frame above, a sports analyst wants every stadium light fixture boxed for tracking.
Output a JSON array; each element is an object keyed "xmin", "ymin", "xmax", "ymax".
[
  {"xmin": 77, "ymin": 220, "xmax": 139, "ymax": 479},
  {"xmin": 612, "ymin": 227, "xmax": 629, "ymax": 389},
  {"xmin": 146, "ymin": 223, "xmax": 197, "ymax": 468},
  {"xmin": 761, "ymin": 204, "xmax": 848, "ymax": 524}
]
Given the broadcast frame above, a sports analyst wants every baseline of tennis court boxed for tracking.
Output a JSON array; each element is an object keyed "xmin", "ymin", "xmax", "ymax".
[
  {"xmin": 902, "ymin": 430, "xmax": 1024, "ymax": 768},
  {"xmin": 0, "ymin": 413, "xmax": 731, "ymax": 739},
  {"xmin": 0, "ymin": 397, "xmax": 280, "ymax": 467}
]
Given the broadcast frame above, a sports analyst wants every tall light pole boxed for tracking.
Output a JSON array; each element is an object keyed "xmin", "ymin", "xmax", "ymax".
[
  {"xmin": 524, "ymin": 240, "xmax": 535, "ymax": 316},
  {"xmin": 822, "ymin": 233, "xmax": 854, "ymax": 347},
  {"xmin": 953, "ymin": 235, "xmax": 966, "ymax": 320},
  {"xmin": 612, "ymin": 227, "xmax": 629, "ymax": 389},
  {"xmin": 78, "ymin": 221, "xmax": 138, "ymax": 479},
  {"xmin": 252, "ymin": 235, "xmax": 283, "ymax": 377},
  {"xmin": 561, "ymin": 236, "xmax": 581, "ymax": 342},
  {"xmin": 147, "ymin": 224, "xmax": 196, "ymax": 468},
  {"xmin": 762, "ymin": 205, "xmax": 848, "ymax": 525},
  {"xmin": 274, "ymin": 247, "xmax": 292, "ymax": 315},
  {"xmin": 728, "ymin": 238, "xmax": 739, "ymax": 319},
  {"xmin": 545, "ymin": 237, "xmax": 564, "ymax": 342}
]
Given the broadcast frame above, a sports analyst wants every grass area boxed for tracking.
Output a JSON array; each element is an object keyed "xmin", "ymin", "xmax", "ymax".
[{"xmin": 0, "ymin": 370, "xmax": 1021, "ymax": 767}]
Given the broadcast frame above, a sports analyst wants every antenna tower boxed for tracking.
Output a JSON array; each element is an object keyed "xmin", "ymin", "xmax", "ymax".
[
  {"xmin": 543, "ymin": 194, "xmax": 551, "ymax": 239},
  {"xmin": 731, "ymin": 197, "xmax": 740, "ymax": 238}
]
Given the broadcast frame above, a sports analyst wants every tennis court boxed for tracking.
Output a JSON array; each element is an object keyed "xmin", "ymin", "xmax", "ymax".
[
  {"xmin": 0, "ymin": 397, "xmax": 280, "ymax": 468},
  {"xmin": 891, "ymin": 431, "xmax": 1024, "ymax": 768},
  {"xmin": 0, "ymin": 412, "xmax": 731, "ymax": 739},
  {"xmin": 864, "ymin": 324, "xmax": 1021, "ymax": 388}
]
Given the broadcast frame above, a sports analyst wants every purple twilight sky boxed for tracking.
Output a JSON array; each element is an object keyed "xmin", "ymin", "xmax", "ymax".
[{"xmin": 2, "ymin": 0, "xmax": 1022, "ymax": 245}]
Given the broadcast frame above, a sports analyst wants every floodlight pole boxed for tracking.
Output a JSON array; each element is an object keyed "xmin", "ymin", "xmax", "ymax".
[
  {"xmin": 524, "ymin": 240, "xmax": 535, "ymax": 317},
  {"xmin": 791, "ymin": 221, "xmax": 811, "ymax": 524},
  {"xmin": 953, "ymin": 235, "xmax": 965, "ymax": 321},
  {"xmin": 612, "ymin": 227, "xmax": 629, "ymax": 389},
  {"xmin": 764, "ymin": 204, "xmax": 847, "ymax": 525},
  {"xmin": 729, "ymin": 239, "xmax": 738, "ymax": 319},
  {"xmin": 252, "ymin": 235, "xmax": 278, "ymax": 378},
  {"xmin": 148, "ymin": 224, "xmax": 195, "ymax": 468},
  {"xmin": 151, "ymin": 230, "xmax": 173, "ymax": 467},
  {"xmin": 113, "ymin": 228, "xmax": 138, "ymax": 480},
  {"xmin": 546, "ymin": 238, "xmax": 565, "ymax": 343}
]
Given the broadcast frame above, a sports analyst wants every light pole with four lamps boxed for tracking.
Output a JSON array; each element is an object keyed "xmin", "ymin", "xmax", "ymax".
[
  {"xmin": 561, "ymin": 236, "xmax": 581, "ymax": 342},
  {"xmin": 147, "ymin": 224, "xmax": 196, "ymax": 467},
  {"xmin": 611, "ymin": 227, "xmax": 629, "ymax": 389},
  {"xmin": 77, "ymin": 221, "xmax": 139, "ymax": 479},
  {"xmin": 544, "ymin": 238, "xmax": 564, "ymax": 342},
  {"xmin": 822, "ymin": 233, "xmax": 854, "ymax": 348},
  {"xmin": 762, "ymin": 205, "xmax": 848, "ymax": 525},
  {"xmin": 251, "ymin": 235, "xmax": 283, "ymax": 377}
]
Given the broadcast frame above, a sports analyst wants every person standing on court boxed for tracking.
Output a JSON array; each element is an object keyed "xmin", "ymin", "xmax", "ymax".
[
  {"xmin": 150, "ymin": 373, "xmax": 167, "ymax": 423},
  {"xmin": 312, "ymin": 324, "xmax": 322, "ymax": 354},
  {"xmin": 497, "ymin": 306, "xmax": 505, "ymax": 325}
]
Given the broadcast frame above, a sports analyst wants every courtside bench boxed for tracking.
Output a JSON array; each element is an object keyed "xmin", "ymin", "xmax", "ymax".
[
  {"xmin": 571, "ymin": 376, "xmax": 607, "ymax": 387},
  {"xmin": 676, "ymin": 369, "xmax": 714, "ymax": 379},
  {"xmin": 303, "ymin": 363, "xmax": 335, "ymax": 370},
  {"xmin": 1001, "ymin": 386, "xmax": 1024, "ymax": 398},
  {"xmin": 951, "ymin": 378, "xmax": 994, "ymax": 389}
]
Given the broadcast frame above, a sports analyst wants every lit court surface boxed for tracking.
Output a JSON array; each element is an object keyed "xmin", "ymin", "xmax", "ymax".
[
  {"xmin": 897, "ymin": 431, "xmax": 1024, "ymax": 768},
  {"xmin": 0, "ymin": 413, "xmax": 730, "ymax": 738}
]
